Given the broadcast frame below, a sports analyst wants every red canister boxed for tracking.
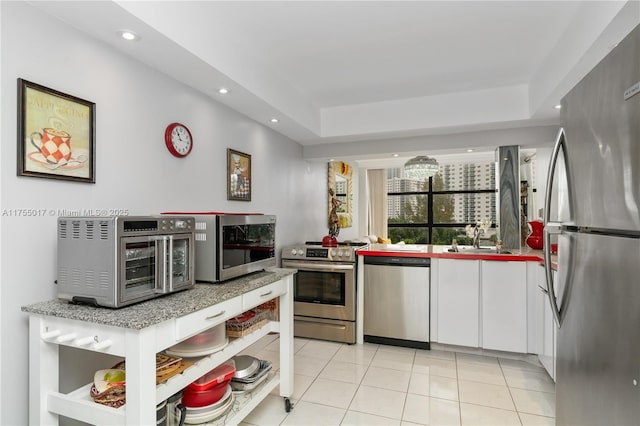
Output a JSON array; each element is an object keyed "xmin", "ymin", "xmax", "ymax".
[
  {"xmin": 526, "ymin": 220, "xmax": 544, "ymax": 250},
  {"xmin": 182, "ymin": 362, "xmax": 235, "ymax": 408}
]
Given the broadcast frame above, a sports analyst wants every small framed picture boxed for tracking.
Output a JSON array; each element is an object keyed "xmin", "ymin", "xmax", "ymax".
[
  {"xmin": 17, "ymin": 78, "xmax": 95, "ymax": 183},
  {"xmin": 227, "ymin": 148, "xmax": 251, "ymax": 201}
]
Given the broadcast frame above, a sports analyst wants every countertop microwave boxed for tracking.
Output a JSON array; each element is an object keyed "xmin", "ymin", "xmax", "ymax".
[{"xmin": 165, "ymin": 213, "xmax": 276, "ymax": 282}]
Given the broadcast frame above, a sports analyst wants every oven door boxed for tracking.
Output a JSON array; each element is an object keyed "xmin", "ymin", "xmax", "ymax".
[
  {"xmin": 283, "ymin": 260, "xmax": 355, "ymax": 321},
  {"xmin": 166, "ymin": 233, "xmax": 194, "ymax": 292},
  {"xmin": 120, "ymin": 236, "xmax": 162, "ymax": 304}
]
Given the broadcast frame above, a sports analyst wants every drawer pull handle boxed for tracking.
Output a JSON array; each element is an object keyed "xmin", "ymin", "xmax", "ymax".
[
  {"xmin": 260, "ymin": 290, "xmax": 273, "ymax": 297},
  {"xmin": 206, "ymin": 310, "xmax": 226, "ymax": 320}
]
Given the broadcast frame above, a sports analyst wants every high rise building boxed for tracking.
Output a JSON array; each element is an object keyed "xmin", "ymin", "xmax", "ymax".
[{"xmin": 387, "ymin": 160, "xmax": 496, "ymax": 223}]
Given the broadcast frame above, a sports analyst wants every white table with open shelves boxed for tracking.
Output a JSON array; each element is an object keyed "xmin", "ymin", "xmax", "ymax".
[{"xmin": 22, "ymin": 268, "xmax": 295, "ymax": 425}]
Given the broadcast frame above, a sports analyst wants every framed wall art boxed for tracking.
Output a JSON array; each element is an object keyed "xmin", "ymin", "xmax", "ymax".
[
  {"xmin": 17, "ymin": 78, "xmax": 95, "ymax": 183},
  {"xmin": 227, "ymin": 148, "xmax": 251, "ymax": 201}
]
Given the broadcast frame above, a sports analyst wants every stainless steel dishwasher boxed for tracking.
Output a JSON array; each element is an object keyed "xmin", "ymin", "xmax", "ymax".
[{"xmin": 363, "ymin": 256, "xmax": 430, "ymax": 349}]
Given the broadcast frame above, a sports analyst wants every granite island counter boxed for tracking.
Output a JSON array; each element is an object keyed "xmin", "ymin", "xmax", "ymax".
[
  {"xmin": 22, "ymin": 268, "xmax": 296, "ymax": 425},
  {"xmin": 22, "ymin": 268, "xmax": 295, "ymax": 329}
]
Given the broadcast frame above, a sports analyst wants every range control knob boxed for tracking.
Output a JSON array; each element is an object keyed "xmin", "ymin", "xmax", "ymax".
[
  {"xmin": 337, "ymin": 250, "xmax": 344, "ymax": 257},
  {"xmin": 297, "ymin": 249, "xmax": 304, "ymax": 256},
  {"xmin": 330, "ymin": 249, "xmax": 337, "ymax": 257},
  {"xmin": 290, "ymin": 249, "xmax": 298, "ymax": 256},
  {"xmin": 344, "ymin": 251, "xmax": 351, "ymax": 258}
]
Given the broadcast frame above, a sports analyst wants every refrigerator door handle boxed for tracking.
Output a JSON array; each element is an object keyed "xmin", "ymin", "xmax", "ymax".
[
  {"xmin": 543, "ymin": 128, "xmax": 569, "ymax": 328},
  {"xmin": 544, "ymin": 222, "xmax": 562, "ymax": 327}
]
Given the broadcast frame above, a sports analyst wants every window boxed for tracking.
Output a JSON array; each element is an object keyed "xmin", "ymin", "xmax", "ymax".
[{"xmin": 387, "ymin": 160, "xmax": 497, "ymax": 245}]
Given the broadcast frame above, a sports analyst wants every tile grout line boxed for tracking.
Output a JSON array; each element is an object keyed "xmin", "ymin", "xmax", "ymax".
[
  {"xmin": 397, "ymin": 350, "xmax": 417, "ymax": 425},
  {"xmin": 493, "ymin": 357, "xmax": 523, "ymax": 425},
  {"xmin": 455, "ymin": 351, "xmax": 463, "ymax": 426},
  {"xmin": 338, "ymin": 344, "xmax": 378, "ymax": 425}
]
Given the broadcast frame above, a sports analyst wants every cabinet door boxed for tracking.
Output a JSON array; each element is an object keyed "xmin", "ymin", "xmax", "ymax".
[
  {"xmin": 481, "ymin": 261, "xmax": 527, "ymax": 353},
  {"xmin": 540, "ymin": 269, "xmax": 557, "ymax": 381},
  {"xmin": 526, "ymin": 263, "xmax": 545, "ymax": 355},
  {"xmin": 436, "ymin": 259, "xmax": 480, "ymax": 347}
]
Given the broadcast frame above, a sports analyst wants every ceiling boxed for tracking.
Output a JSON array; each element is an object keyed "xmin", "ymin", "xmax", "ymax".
[{"xmin": 29, "ymin": 1, "xmax": 639, "ymax": 160}]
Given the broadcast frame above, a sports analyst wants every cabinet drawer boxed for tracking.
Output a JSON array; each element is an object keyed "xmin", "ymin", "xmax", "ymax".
[
  {"xmin": 242, "ymin": 281, "xmax": 284, "ymax": 311},
  {"xmin": 175, "ymin": 296, "xmax": 242, "ymax": 341}
]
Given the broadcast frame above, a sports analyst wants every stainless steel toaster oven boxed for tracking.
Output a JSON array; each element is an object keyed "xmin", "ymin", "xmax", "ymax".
[{"xmin": 56, "ymin": 215, "xmax": 195, "ymax": 307}]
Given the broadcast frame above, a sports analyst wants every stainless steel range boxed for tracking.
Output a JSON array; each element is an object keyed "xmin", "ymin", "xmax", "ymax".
[{"xmin": 281, "ymin": 242, "xmax": 366, "ymax": 344}]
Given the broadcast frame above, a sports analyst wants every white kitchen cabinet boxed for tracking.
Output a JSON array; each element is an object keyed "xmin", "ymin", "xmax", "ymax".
[
  {"xmin": 23, "ymin": 271, "xmax": 295, "ymax": 425},
  {"xmin": 539, "ymin": 268, "xmax": 558, "ymax": 381},
  {"xmin": 527, "ymin": 263, "xmax": 544, "ymax": 355},
  {"xmin": 436, "ymin": 259, "xmax": 480, "ymax": 347},
  {"xmin": 481, "ymin": 261, "xmax": 527, "ymax": 353}
]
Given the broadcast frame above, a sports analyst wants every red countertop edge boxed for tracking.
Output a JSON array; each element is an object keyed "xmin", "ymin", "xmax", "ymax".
[{"xmin": 357, "ymin": 245, "xmax": 558, "ymax": 270}]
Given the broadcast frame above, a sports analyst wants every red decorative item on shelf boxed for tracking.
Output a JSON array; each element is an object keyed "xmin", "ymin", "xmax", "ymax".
[
  {"xmin": 526, "ymin": 220, "xmax": 544, "ymax": 250},
  {"xmin": 322, "ymin": 235, "xmax": 338, "ymax": 247}
]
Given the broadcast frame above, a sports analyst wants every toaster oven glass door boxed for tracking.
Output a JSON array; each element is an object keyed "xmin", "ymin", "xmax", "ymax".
[
  {"xmin": 121, "ymin": 237, "xmax": 160, "ymax": 302},
  {"xmin": 168, "ymin": 234, "xmax": 192, "ymax": 290},
  {"xmin": 120, "ymin": 236, "xmax": 164, "ymax": 302}
]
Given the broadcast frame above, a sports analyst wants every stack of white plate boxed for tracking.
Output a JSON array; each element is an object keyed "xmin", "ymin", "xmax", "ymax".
[
  {"xmin": 166, "ymin": 323, "xmax": 229, "ymax": 358},
  {"xmin": 184, "ymin": 385, "xmax": 234, "ymax": 425}
]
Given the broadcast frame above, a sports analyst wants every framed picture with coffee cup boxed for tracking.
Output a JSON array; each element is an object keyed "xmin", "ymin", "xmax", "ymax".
[
  {"xmin": 227, "ymin": 148, "xmax": 251, "ymax": 201},
  {"xmin": 17, "ymin": 78, "xmax": 95, "ymax": 183}
]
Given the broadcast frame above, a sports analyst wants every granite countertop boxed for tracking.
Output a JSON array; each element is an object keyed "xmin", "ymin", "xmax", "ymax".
[{"xmin": 21, "ymin": 268, "xmax": 295, "ymax": 330}]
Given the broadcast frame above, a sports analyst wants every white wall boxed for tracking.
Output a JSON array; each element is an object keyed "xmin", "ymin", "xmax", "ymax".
[{"xmin": 0, "ymin": 3, "xmax": 336, "ymax": 424}]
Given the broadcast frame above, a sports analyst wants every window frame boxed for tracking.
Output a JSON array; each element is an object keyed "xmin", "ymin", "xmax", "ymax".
[{"xmin": 387, "ymin": 173, "xmax": 497, "ymax": 244}]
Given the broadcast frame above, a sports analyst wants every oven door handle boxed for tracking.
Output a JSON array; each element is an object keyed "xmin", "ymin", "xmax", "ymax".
[{"xmin": 282, "ymin": 261, "xmax": 354, "ymax": 272}]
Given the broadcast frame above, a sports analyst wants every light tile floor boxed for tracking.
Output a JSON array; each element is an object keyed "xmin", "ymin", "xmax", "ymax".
[{"xmin": 239, "ymin": 335, "xmax": 555, "ymax": 426}]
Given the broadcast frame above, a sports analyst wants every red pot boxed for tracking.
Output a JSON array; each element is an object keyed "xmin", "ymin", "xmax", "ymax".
[
  {"xmin": 526, "ymin": 220, "xmax": 544, "ymax": 250},
  {"xmin": 183, "ymin": 363, "xmax": 235, "ymax": 408},
  {"xmin": 322, "ymin": 235, "xmax": 338, "ymax": 247}
]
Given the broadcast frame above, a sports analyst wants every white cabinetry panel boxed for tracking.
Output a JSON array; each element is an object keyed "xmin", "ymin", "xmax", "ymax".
[
  {"xmin": 436, "ymin": 259, "xmax": 480, "ymax": 347},
  {"xmin": 527, "ymin": 263, "xmax": 544, "ymax": 355},
  {"xmin": 481, "ymin": 261, "xmax": 527, "ymax": 353},
  {"xmin": 539, "ymin": 269, "xmax": 557, "ymax": 381}
]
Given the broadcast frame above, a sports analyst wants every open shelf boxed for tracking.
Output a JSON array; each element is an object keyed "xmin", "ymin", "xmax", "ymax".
[{"xmin": 45, "ymin": 321, "xmax": 281, "ymax": 425}]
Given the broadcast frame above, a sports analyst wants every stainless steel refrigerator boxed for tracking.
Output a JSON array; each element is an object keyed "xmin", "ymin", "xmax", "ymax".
[{"xmin": 543, "ymin": 24, "xmax": 639, "ymax": 425}]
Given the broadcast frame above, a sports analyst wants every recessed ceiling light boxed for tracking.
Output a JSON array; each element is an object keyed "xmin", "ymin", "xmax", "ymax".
[
  {"xmin": 270, "ymin": 118, "xmax": 279, "ymax": 123},
  {"xmin": 466, "ymin": 149, "xmax": 474, "ymax": 153},
  {"xmin": 119, "ymin": 30, "xmax": 139, "ymax": 41},
  {"xmin": 218, "ymin": 88, "xmax": 229, "ymax": 94},
  {"xmin": 392, "ymin": 154, "xmax": 399, "ymax": 157},
  {"xmin": 329, "ymin": 158, "xmax": 335, "ymax": 162},
  {"xmin": 554, "ymin": 104, "xmax": 562, "ymax": 109}
]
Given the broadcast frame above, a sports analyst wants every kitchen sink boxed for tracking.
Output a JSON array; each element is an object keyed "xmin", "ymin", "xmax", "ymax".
[
  {"xmin": 461, "ymin": 248, "xmax": 512, "ymax": 254},
  {"xmin": 444, "ymin": 246, "xmax": 512, "ymax": 254}
]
